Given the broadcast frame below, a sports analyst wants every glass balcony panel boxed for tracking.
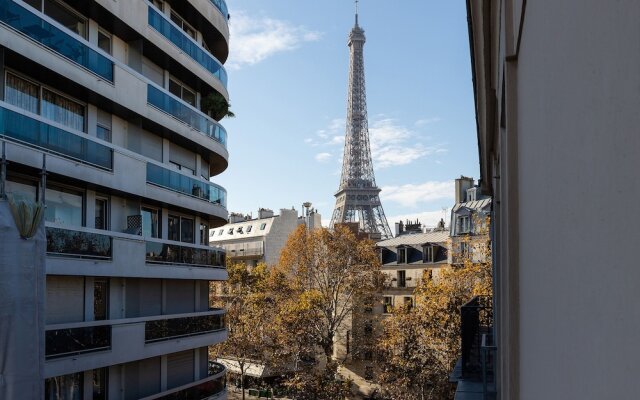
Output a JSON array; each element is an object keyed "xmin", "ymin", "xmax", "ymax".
[
  {"xmin": 45, "ymin": 325, "xmax": 111, "ymax": 359},
  {"xmin": 146, "ymin": 163, "xmax": 227, "ymax": 207},
  {"xmin": 146, "ymin": 85, "xmax": 227, "ymax": 147},
  {"xmin": 153, "ymin": 375, "xmax": 226, "ymax": 400},
  {"xmin": 145, "ymin": 313, "xmax": 225, "ymax": 343},
  {"xmin": 145, "ymin": 241, "xmax": 225, "ymax": 268},
  {"xmin": 147, "ymin": 6, "xmax": 227, "ymax": 87},
  {"xmin": 0, "ymin": 0, "xmax": 114, "ymax": 81},
  {"xmin": 0, "ymin": 106, "xmax": 113, "ymax": 169},
  {"xmin": 46, "ymin": 227, "xmax": 113, "ymax": 259}
]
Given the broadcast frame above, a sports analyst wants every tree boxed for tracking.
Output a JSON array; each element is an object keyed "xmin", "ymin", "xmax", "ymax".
[
  {"xmin": 378, "ymin": 215, "xmax": 492, "ymax": 400},
  {"xmin": 268, "ymin": 224, "xmax": 382, "ymax": 398},
  {"xmin": 210, "ymin": 262, "xmax": 274, "ymax": 400},
  {"xmin": 201, "ymin": 91, "xmax": 235, "ymax": 120}
]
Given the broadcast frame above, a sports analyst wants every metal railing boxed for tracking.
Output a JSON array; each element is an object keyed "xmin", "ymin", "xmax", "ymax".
[
  {"xmin": 46, "ymin": 226, "xmax": 112, "ymax": 259},
  {"xmin": 45, "ymin": 325, "xmax": 111, "ymax": 359},
  {"xmin": 146, "ymin": 239, "xmax": 226, "ymax": 268},
  {"xmin": 0, "ymin": 0, "xmax": 113, "ymax": 81},
  {"xmin": 460, "ymin": 295, "xmax": 493, "ymax": 378},
  {"xmin": 146, "ymin": 162, "xmax": 227, "ymax": 207},
  {"xmin": 145, "ymin": 312, "xmax": 226, "ymax": 343}
]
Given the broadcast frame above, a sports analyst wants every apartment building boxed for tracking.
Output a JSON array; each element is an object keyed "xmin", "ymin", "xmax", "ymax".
[
  {"xmin": 462, "ymin": 1, "xmax": 640, "ymax": 399},
  {"xmin": 0, "ymin": 0, "xmax": 231, "ymax": 398},
  {"xmin": 209, "ymin": 206, "xmax": 322, "ymax": 267}
]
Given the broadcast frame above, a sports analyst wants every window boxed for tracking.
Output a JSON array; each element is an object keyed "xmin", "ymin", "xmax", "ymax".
[
  {"xmin": 170, "ymin": 11, "xmax": 197, "ymax": 40},
  {"xmin": 45, "ymin": 372, "xmax": 83, "ymax": 400},
  {"xmin": 43, "ymin": 0, "xmax": 87, "ymax": 39},
  {"xmin": 97, "ymin": 29, "xmax": 112, "ymax": 54},
  {"xmin": 151, "ymin": 0, "xmax": 164, "ymax": 11},
  {"xmin": 383, "ymin": 296, "xmax": 393, "ymax": 314},
  {"xmin": 404, "ymin": 296, "xmax": 414, "ymax": 310},
  {"xmin": 218, "ymin": 229, "xmax": 223, "ymax": 236},
  {"xmin": 180, "ymin": 217, "xmax": 194, "ymax": 243},
  {"xmin": 96, "ymin": 109, "xmax": 112, "ymax": 142},
  {"xmin": 423, "ymin": 245, "xmax": 435, "ymax": 263},
  {"xmin": 45, "ymin": 186, "xmax": 83, "ymax": 226},
  {"xmin": 260, "ymin": 223, "xmax": 267, "ymax": 230},
  {"xmin": 460, "ymin": 242, "xmax": 470, "ymax": 258},
  {"xmin": 141, "ymin": 207, "xmax": 160, "ymax": 238},
  {"xmin": 397, "ymin": 247, "xmax": 407, "ymax": 264},
  {"xmin": 397, "ymin": 270, "xmax": 406, "ymax": 288},
  {"xmin": 94, "ymin": 197, "xmax": 109, "ymax": 230},
  {"xmin": 169, "ymin": 78, "xmax": 196, "ymax": 107},
  {"xmin": 5, "ymin": 72, "xmax": 85, "ymax": 132},
  {"xmin": 92, "ymin": 368, "xmax": 108, "ymax": 400},
  {"xmin": 246, "ymin": 225, "xmax": 253, "ymax": 233},
  {"xmin": 227, "ymin": 228, "xmax": 234, "ymax": 235},
  {"xmin": 458, "ymin": 215, "xmax": 470, "ymax": 234},
  {"xmin": 236, "ymin": 226, "xmax": 243, "ymax": 234},
  {"xmin": 168, "ymin": 215, "xmax": 180, "ymax": 241},
  {"xmin": 200, "ymin": 223, "xmax": 209, "ymax": 245},
  {"xmin": 93, "ymin": 279, "xmax": 109, "ymax": 321}
]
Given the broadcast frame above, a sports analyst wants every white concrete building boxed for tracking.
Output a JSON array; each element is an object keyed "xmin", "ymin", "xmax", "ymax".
[
  {"xmin": 461, "ymin": 1, "xmax": 640, "ymax": 399},
  {"xmin": 209, "ymin": 207, "xmax": 322, "ymax": 267},
  {"xmin": 0, "ymin": 0, "xmax": 232, "ymax": 398}
]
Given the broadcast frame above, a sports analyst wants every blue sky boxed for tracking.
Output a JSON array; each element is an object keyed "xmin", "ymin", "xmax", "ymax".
[{"xmin": 216, "ymin": 0, "xmax": 478, "ymax": 228}]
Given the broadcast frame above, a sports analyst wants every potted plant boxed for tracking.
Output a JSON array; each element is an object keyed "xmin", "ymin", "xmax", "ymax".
[{"xmin": 201, "ymin": 91, "xmax": 235, "ymax": 120}]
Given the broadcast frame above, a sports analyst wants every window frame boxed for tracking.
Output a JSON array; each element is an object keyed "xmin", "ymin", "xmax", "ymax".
[{"xmin": 97, "ymin": 28, "xmax": 112, "ymax": 55}]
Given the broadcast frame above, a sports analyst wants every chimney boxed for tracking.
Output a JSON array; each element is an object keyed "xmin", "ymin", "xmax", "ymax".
[
  {"xmin": 228, "ymin": 212, "xmax": 245, "ymax": 223},
  {"xmin": 258, "ymin": 208, "xmax": 274, "ymax": 219},
  {"xmin": 455, "ymin": 176, "xmax": 474, "ymax": 203}
]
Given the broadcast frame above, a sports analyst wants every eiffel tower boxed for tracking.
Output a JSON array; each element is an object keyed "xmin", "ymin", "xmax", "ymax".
[{"xmin": 329, "ymin": 2, "xmax": 392, "ymax": 239}]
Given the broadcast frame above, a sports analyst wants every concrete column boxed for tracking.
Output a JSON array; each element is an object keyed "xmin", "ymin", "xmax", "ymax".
[
  {"xmin": 83, "ymin": 370, "xmax": 93, "ymax": 399},
  {"xmin": 84, "ymin": 277, "xmax": 95, "ymax": 321},
  {"xmin": 87, "ymin": 104, "xmax": 98, "ymax": 137},
  {"xmin": 194, "ymin": 348, "xmax": 201, "ymax": 380},
  {"xmin": 160, "ymin": 355, "xmax": 168, "ymax": 391},
  {"xmin": 161, "ymin": 279, "xmax": 167, "ymax": 314},
  {"xmin": 88, "ymin": 19, "xmax": 99, "ymax": 45},
  {"xmin": 85, "ymin": 190, "xmax": 96, "ymax": 228},
  {"xmin": 162, "ymin": 138, "xmax": 170, "ymax": 164},
  {"xmin": 161, "ymin": 207, "xmax": 169, "ymax": 239}
]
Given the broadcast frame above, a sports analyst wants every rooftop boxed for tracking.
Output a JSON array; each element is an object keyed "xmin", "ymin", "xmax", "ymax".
[{"xmin": 377, "ymin": 230, "xmax": 449, "ymax": 247}]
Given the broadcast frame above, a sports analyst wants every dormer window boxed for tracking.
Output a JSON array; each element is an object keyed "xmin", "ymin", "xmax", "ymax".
[
  {"xmin": 246, "ymin": 225, "xmax": 253, "ymax": 233},
  {"xmin": 397, "ymin": 247, "xmax": 407, "ymax": 264},
  {"xmin": 218, "ymin": 229, "xmax": 223, "ymax": 235},
  {"xmin": 236, "ymin": 227, "xmax": 243, "ymax": 234},
  {"xmin": 260, "ymin": 223, "xmax": 267, "ymax": 230},
  {"xmin": 423, "ymin": 245, "xmax": 435, "ymax": 263},
  {"xmin": 227, "ymin": 228, "xmax": 233, "ymax": 235},
  {"xmin": 457, "ymin": 215, "xmax": 470, "ymax": 234}
]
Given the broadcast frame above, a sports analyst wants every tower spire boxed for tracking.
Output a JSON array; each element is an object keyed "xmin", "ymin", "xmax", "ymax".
[{"xmin": 329, "ymin": 3, "xmax": 393, "ymax": 239}]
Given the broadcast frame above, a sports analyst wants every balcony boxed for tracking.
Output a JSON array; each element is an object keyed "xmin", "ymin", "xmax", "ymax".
[
  {"xmin": 45, "ymin": 325, "xmax": 111, "ymax": 359},
  {"xmin": 45, "ymin": 310, "xmax": 227, "ymax": 377},
  {"xmin": 0, "ymin": 103, "xmax": 113, "ymax": 170},
  {"xmin": 145, "ymin": 312, "xmax": 225, "ymax": 343},
  {"xmin": 146, "ymin": 239, "xmax": 226, "ymax": 268},
  {"xmin": 450, "ymin": 296, "xmax": 496, "ymax": 400},
  {"xmin": 0, "ymin": 0, "xmax": 113, "ymax": 81},
  {"xmin": 209, "ymin": 0, "xmax": 229, "ymax": 19},
  {"xmin": 46, "ymin": 226, "xmax": 112, "ymax": 259},
  {"xmin": 147, "ymin": 84, "xmax": 227, "ymax": 147},
  {"xmin": 141, "ymin": 362, "xmax": 226, "ymax": 400},
  {"xmin": 146, "ymin": 162, "xmax": 227, "ymax": 207},
  {"xmin": 148, "ymin": 5, "xmax": 227, "ymax": 88}
]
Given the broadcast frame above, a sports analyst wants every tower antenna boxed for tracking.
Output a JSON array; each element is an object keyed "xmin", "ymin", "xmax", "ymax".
[{"xmin": 355, "ymin": 0, "xmax": 359, "ymax": 26}]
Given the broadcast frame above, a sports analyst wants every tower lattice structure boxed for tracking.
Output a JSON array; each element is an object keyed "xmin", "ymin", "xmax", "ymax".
[{"xmin": 329, "ymin": 9, "xmax": 393, "ymax": 239}]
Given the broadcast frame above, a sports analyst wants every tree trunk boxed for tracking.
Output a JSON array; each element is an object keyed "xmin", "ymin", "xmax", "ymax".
[{"xmin": 241, "ymin": 369, "xmax": 246, "ymax": 400}]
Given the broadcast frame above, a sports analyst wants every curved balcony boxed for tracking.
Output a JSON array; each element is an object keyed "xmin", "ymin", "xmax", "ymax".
[
  {"xmin": 148, "ymin": 5, "xmax": 227, "ymax": 88},
  {"xmin": 141, "ymin": 362, "xmax": 227, "ymax": 400},
  {"xmin": 147, "ymin": 84, "xmax": 227, "ymax": 148},
  {"xmin": 0, "ymin": 0, "xmax": 113, "ymax": 81},
  {"xmin": 0, "ymin": 104, "xmax": 113, "ymax": 170},
  {"xmin": 147, "ymin": 163, "xmax": 227, "ymax": 208},
  {"xmin": 209, "ymin": 0, "xmax": 229, "ymax": 19}
]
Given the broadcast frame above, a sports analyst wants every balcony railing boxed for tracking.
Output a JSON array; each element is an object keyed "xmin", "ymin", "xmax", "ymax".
[
  {"xmin": 146, "ymin": 162, "xmax": 227, "ymax": 207},
  {"xmin": 46, "ymin": 226, "xmax": 112, "ymax": 259},
  {"xmin": 45, "ymin": 325, "xmax": 111, "ymax": 359},
  {"xmin": 147, "ymin": 85, "xmax": 227, "ymax": 147},
  {"xmin": 460, "ymin": 296, "xmax": 493, "ymax": 377},
  {"xmin": 145, "ymin": 312, "xmax": 225, "ymax": 343},
  {"xmin": 148, "ymin": 6, "xmax": 227, "ymax": 87},
  {"xmin": 141, "ymin": 364, "xmax": 226, "ymax": 400},
  {"xmin": 0, "ymin": 104, "xmax": 113, "ymax": 170},
  {"xmin": 146, "ymin": 240, "xmax": 226, "ymax": 268},
  {"xmin": 0, "ymin": 0, "xmax": 113, "ymax": 81}
]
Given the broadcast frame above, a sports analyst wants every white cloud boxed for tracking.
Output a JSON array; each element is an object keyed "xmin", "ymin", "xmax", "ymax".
[
  {"xmin": 415, "ymin": 117, "xmax": 442, "ymax": 127},
  {"xmin": 315, "ymin": 152, "xmax": 332, "ymax": 163},
  {"xmin": 380, "ymin": 180, "xmax": 454, "ymax": 208},
  {"xmin": 228, "ymin": 12, "xmax": 321, "ymax": 69},
  {"xmin": 369, "ymin": 119, "xmax": 444, "ymax": 168},
  {"xmin": 386, "ymin": 210, "xmax": 451, "ymax": 230}
]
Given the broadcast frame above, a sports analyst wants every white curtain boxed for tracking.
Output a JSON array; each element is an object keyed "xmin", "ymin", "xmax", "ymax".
[
  {"xmin": 5, "ymin": 73, "xmax": 39, "ymax": 114},
  {"xmin": 41, "ymin": 88, "xmax": 84, "ymax": 132}
]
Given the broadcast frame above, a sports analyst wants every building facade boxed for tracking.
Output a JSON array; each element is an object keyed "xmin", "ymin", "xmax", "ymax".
[
  {"xmin": 208, "ymin": 207, "xmax": 321, "ymax": 267},
  {"xmin": 464, "ymin": 1, "xmax": 640, "ymax": 399},
  {"xmin": 0, "ymin": 0, "xmax": 232, "ymax": 398}
]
